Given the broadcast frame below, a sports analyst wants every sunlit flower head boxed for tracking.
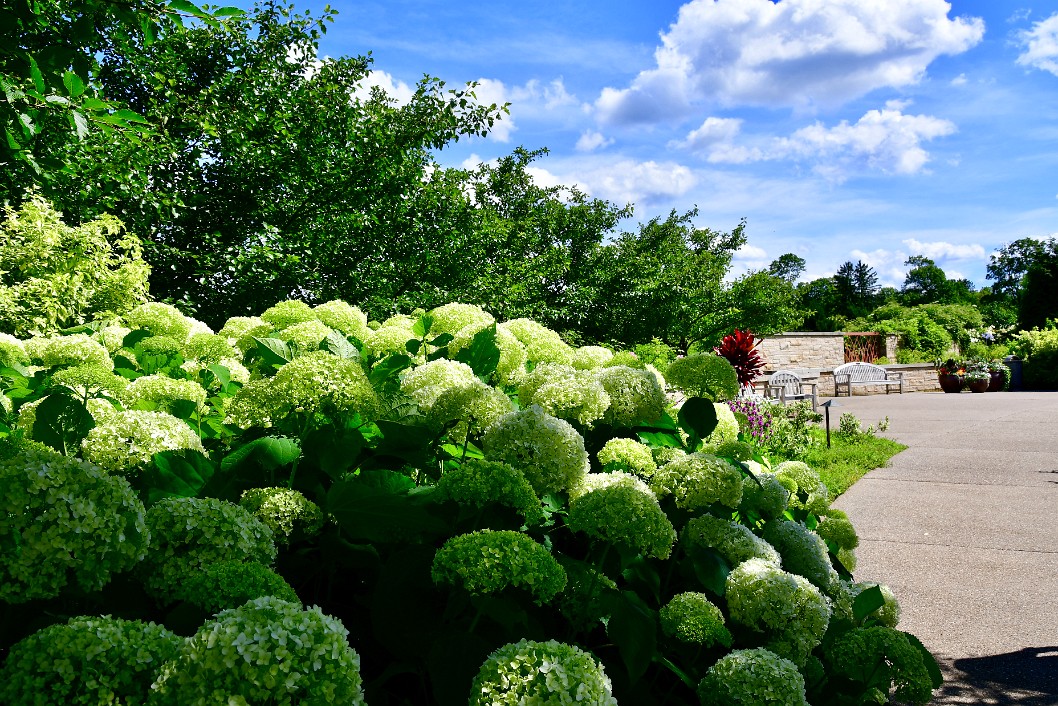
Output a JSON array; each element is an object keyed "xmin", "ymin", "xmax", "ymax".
[
  {"xmin": 81, "ymin": 409, "xmax": 205, "ymax": 475},
  {"xmin": 567, "ymin": 484, "xmax": 676, "ymax": 559},
  {"xmin": 650, "ymin": 452, "xmax": 745, "ymax": 510},
  {"xmin": 427, "ymin": 302, "xmax": 495, "ymax": 335},
  {"xmin": 660, "ymin": 592, "xmax": 732, "ymax": 647},
  {"xmin": 698, "ymin": 648, "xmax": 809, "ymax": 706},
  {"xmin": 482, "ymin": 405, "xmax": 588, "ymax": 496},
  {"xmin": 313, "ymin": 299, "xmax": 371, "ymax": 340},
  {"xmin": 451, "ymin": 321, "xmax": 527, "ymax": 385},
  {"xmin": 571, "ymin": 345, "xmax": 614, "ymax": 370},
  {"xmin": 763, "ymin": 519, "xmax": 839, "ymax": 591},
  {"xmin": 432, "ymin": 529, "xmax": 566, "ymax": 604},
  {"xmin": 239, "ymin": 487, "xmax": 324, "ymax": 544},
  {"xmin": 260, "ymin": 299, "xmax": 317, "ymax": 329},
  {"xmin": 597, "ymin": 437, "xmax": 658, "ymax": 477},
  {"xmin": 120, "ymin": 373, "xmax": 208, "ymax": 415},
  {"xmin": 400, "ymin": 358, "xmax": 479, "ymax": 412},
  {"xmin": 682, "ymin": 514, "xmax": 781, "ymax": 567},
  {"xmin": 429, "ymin": 379, "xmax": 513, "ymax": 441},
  {"xmin": 436, "ymin": 459, "xmax": 545, "ymax": 525},
  {"xmin": 122, "ymin": 302, "xmax": 193, "ymax": 341},
  {"xmin": 470, "ymin": 639, "xmax": 617, "ymax": 706},
  {"xmin": 592, "ymin": 364, "xmax": 666, "ymax": 426}
]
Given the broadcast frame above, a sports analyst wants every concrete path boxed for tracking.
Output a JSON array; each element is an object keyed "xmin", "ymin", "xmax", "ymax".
[{"xmin": 829, "ymin": 391, "xmax": 1058, "ymax": 706}]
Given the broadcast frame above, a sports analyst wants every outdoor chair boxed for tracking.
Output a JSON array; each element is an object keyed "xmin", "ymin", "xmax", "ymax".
[{"xmin": 765, "ymin": 370, "xmax": 818, "ymax": 411}]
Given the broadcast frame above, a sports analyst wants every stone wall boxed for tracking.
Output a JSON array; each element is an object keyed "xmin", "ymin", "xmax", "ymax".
[
  {"xmin": 758, "ymin": 333, "xmax": 845, "ymax": 370},
  {"xmin": 815, "ymin": 363, "xmax": 939, "ymax": 396}
]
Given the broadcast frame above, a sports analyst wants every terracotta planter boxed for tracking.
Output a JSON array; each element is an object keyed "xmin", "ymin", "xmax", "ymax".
[
  {"xmin": 987, "ymin": 371, "xmax": 1004, "ymax": 392},
  {"xmin": 967, "ymin": 378, "xmax": 989, "ymax": 393},
  {"xmin": 939, "ymin": 374, "xmax": 963, "ymax": 393}
]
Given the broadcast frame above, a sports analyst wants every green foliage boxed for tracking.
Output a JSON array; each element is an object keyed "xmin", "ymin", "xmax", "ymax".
[
  {"xmin": 1010, "ymin": 325, "xmax": 1058, "ymax": 389},
  {"xmin": 0, "ymin": 196, "xmax": 149, "ymax": 336}
]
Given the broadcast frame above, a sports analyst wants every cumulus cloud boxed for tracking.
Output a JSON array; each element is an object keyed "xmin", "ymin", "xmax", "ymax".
[
  {"xmin": 902, "ymin": 238, "xmax": 986, "ymax": 259},
  {"xmin": 532, "ymin": 158, "xmax": 697, "ymax": 206},
  {"xmin": 351, "ymin": 70, "xmax": 417, "ymax": 105},
  {"xmin": 850, "ymin": 247, "xmax": 910, "ymax": 286},
  {"xmin": 595, "ymin": 0, "xmax": 984, "ymax": 123},
  {"xmin": 950, "ymin": 73, "xmax": 968, "ymax": 86},
  {"xmin": 1017, "ymin": 13, "xmax": 1058, "ymax": 76},
  {"xmin": 575, "ymin": 130, "xmax": 614, "ymax": 152},
  {"xmin": 682, "ymin": 104, "xmax": 955, "ymax": 178},
  {"xmin": 465, "ymin": 77, "xmax": 581, "ymax": 142}
]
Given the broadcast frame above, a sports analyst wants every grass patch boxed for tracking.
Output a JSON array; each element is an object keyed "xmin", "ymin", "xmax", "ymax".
[{"xmin": 794, "ymin": 429, "xmax": 906, "ymax": 497}]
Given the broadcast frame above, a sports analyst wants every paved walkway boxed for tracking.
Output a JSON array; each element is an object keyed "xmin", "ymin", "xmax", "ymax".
[{"xmin": 830, "ymin": 391, "xmax": 1058, "ymax": 706}]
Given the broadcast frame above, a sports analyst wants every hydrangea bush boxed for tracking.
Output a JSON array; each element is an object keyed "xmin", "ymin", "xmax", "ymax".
[{"xmin": 0, "ymin": 299, "xmax": 940, "ymax": 706}]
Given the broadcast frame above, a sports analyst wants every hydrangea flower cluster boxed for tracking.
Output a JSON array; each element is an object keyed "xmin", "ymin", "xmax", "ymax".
[
  {"xmin": 725, "ymin": 558, "xmax": 832, "ymax": 665},
  {"xmin": 120, "ymin": 373, "xmax": 208, "ymax": 414},
  {"xmin": 665, "ymin": 353, "xmax": 740, "ymax": 401},
  {"xmin": 31, "ymin": 333, "xmax": 112, "ymax": 369},
  {"xmin": 139, "ymin": 497, "xmax": 276, "ymax": 603},
  {"xmin": 516, "ymin": 362, "xmax": 576, "ymax": 403},
  {"xmin": 0, "ymin": 444, "xmax": 148, "ymax": 602},
  {"xmin": 218, "ymin": 315, "xmax": 271, "ymax": 351},
  {"xmin": 435, "ymin": 459, "xmax": 546, "ymax": 525},
  {"xmin": 683, "ymin": 514, "xmax": 781, "ymax": 569},
  {"xmin": 571, "ymin": 345, "xmax": 614, "ymax": 369},
  {"xmin": 239, "ymin": 487, "xmax": 325, "ymax": 543},
  {"xmin": 51, "ymin": 362, "xmax": 129, "ymax": 397},
  {"xmin": 774, "ymin": 460, "xmax": 831, "ymax": 513},
  {"xmin": 453, "ymin": 321, "xmax": 527, "ymax": 385},
  {"xmin": 149, "ymin": 596, "xmax": 366, "ymax": 705},
  {"xmin": 660, "ymin": 592, "xmax": 732, "ymax": 646},
  {"xmin": 597, "ymin": 437, "xmax": 658, "ymax": 477},
  {"xmin": 123, "ymin": 301, "xmax": 193, "ymax": 340},
  {"xmin": 135, "ymin": 334, "xmax": 183, "ymax": 356},
  {"xmin": 259, "ymin": 299, "xmax": 317, "ymax": 329},
  {"xmin": 427, "ymin": 302, "xmax": 495, "ymax": 334},
  {"xmin": 432, "ymin": 529, "xmax": 566, "ymax": 604},
  {"xmin": 176, "ymin": 560, "xmax": 301, "ymax": 614},
  {"xmin": 0, "ymin": 331, "xmax": 28, "ymax": 366},
  {"xmin": 183, "ymin": 332, "xmax": 238, "ymax": 364},
  {"xmin": 727, "ymin": 395, "xmax": 775, "ymax": 446},
  {"xmin": 567, "ymin": 484, "xmax": 676, "ymax": 559},
  {"xmin": 763, "ymin": 519, "xmax": 839, "ymax": 591},
  {"xmin": 0, "ymin": 615, "xmax": 183, "ymax": 706},
  {"xmin": 314, "ymin": 299, "xmax": 371, "ymax": 340},
  {"xmin": 363, "ymin": 322, "xmax": 417, "ymax": 360},
  {"xmin": 738, "ymin": 471, "xmax": 791, "ymax": 520},
  {"xmin": 429, "ymin": 379, "xmax": 513, "ymax": 441},
  {"xmin": 81, "ymin": 409, "xmax": 206, "ymax": 475},
  {"xmin": 816, "ymin": 509, "xmax": 860, "ymax": 552},
  {"xmin": 593, "ymin": 365, "xmax": 666, "ymax": 426},
  {"xmin": 650, "ymin": 452, "xmax": 745, "ymax": 510},
  {"xmin": 529, "ymin": 373, "xmax": 611, "ymax": 428},
  {"xmin": 482, "ymin": 405, "xmax": 588, "ymax": 496},
  {"xmin": 568, "ymin": 470, "xmax": 655, "ymax": 501},
  {"xmin": 503, "ymin": 318, "xmax": 575, "ymax": 366},
  {"xmin": 94, "ymin": 324, "xmax": 131, "ymax": 352},
  {"xmin": 400, "ymin": 358, "xmax": 479, "ymax": 412},
  {"xmin": 826, "ymin": 626, "xmax": 934, "ymax": 705},
  {"xmin": 470, "ymin": 639, "xmax": 618, "ymax": 706},
  {"xmin": 697, "ymin": 648, "xmax": 809, "ymax": 706},
  {"xmin": 276, "ymin": 319, "xmax": 336, "ymax": 352}
]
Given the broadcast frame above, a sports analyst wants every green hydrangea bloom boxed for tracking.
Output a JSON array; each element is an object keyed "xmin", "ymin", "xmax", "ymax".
[
  {"xmin": 503, "ymin": 318, "xmax": 575, "ymax": 366},
  {"xmin": 427, "ymin": 302, "xmax": 495, "ymax": 334},
  {"xmin": 183, "ymin": 332, "xmax": 238, "ymax": 364},
  {"xmin": 0, "ymin": 445, "xmax": 148, "ymax": 602},
  {"xmin": 568, "ymin": 470, "xmax": 655, "ymax": 501},
  {"xmin": 240, "ymin": 487, "xmax": 325, "ymax": 543},
  {"xmin": 763, "ymin": 519, "xmax": 839, "ymax": 591},
  {"xmin": 81, "ymin": 410, "xmax": 206, "ymax": 476},
  {"xmin": 593, "ymin": 365, "xmax": 666, "ymax": 426},
  {"xmin": 276, "ymin": 319, "xmax": 336, "ymax": 353},
  {"xmin": 716, "ymin": 439, "xmax": 755, "ymax": 461},
  {"xmin": 837, "ymin": 546, "xmax": 858, "ymax": 572},
  {"xmin": 120, "ymin": 374, "xmax": 209, "ymax": 415},
  {"xmin": 482, "ymin": 405, "xmax": 588, "ymax": 496},
  {"xmin": 567, "ymin": 484, "xmax": 676, "ymax": 559},
  {"xmin": 0, "ymin": 332, "xmax": 28, "ymax": 367},
  {"xmin": 176, "ymin": 560, "xmax": 301, "ymax": 614},
  {"xmin": 32, "ymin": 333, "xmax": 112, "ymax": 369},
  {"xmin": 51, "ymin": 362, "xmax": 129, "ymax": 397},
  {"xmin": 682, "ymin": 514, "xmax": 781, "ymax": 567},
  {"xmin": 604, "ymin": 350, "xmax": 646, "ymax": 369},
  {"xmin": 664, "ymin": 353, "xmax": 740, "ymax": 401},
  {"xmin": 17, "ymin": 395, "xmax": 116, "ymax": 436},
  {"xmin": 650, "ymin": 452, "xmax": 745, "ymax": 510},
  {"xmin": 136, "ymin": 334, "xmax": 183, "ymax": 357},
  {"xmin": 260, "ymin": 299, "xmax": 317, "ymax": 330},
  {"xmin": 400, "ymin": 358, "xmax": 480, "ymax": 412},
  {"xmin": 831, "ymin": 581, "xmax": 901, "ymax": 628},
  {"xmin": 816, "ymin": 513, "xmax": 860, "ymax": 552},
  {"xmin": 313, "ymin": 299, "xmax": 371, "ymax": 341},
  {"xmin": 139, "ymin": 497, "xmax": 276, "ymax": 604},
  {"xmin": 597, "ymin": 437, "xmax": 657, "ymax": 477},
  {"xmin": 470, "ymin": 639, "xmax": 617, "ymax": 706},
  {"xmin": 702, "ymin": 402, "xmax": 740, "ymax": 451},
  {"xmin": 218, "ymin": 315, "xmax": 271, "ymax": 352},
  {"xmin": 530, "ymin": 374, "xmax": 611, "ymax": 428},
  {"xmin": 0, "ymin": 615, "xmax": 183, "ymax": 706},
  {"xmin": 123, "ymin": 302, "xmax": 193, "ymax": 341},
  {"xmin": 726, "ymin": 557, "xmax": 832, "ymax": 665},
  {"xmin": 826, "ymin": 627, "xmax": 934, "ymax": 705},
  {"xmin": 363, "ymin": 323, "xmax": 417, "ymax": 360},
  {"xmin": 429, "ymin": 379, "xmax": 513, "ymax": 441},
  {"xmin": 557, "ymin": 558, "xmax": 618, "ymax": 632},
  {"xmin": 516, "ymin": 362, "xmax": 577, "ymax": 404},
  {"xmin": 774, "ymin": 460, "xmax": 830, "ymax": 513},
  {"xmin": 571, "ymin": 345, "xmax": 614, "ymax": 370},
  {"xmin": 436, "ymin": 459, "xmax": 545, "ymax": 525},
  {"xmin": 94, "ymin": 324, "xmax": 131, "ymax": 353},
  {"xmin": 697, "ymin": 648, "xmax": 809, "ymax": 706},
  {"xmin": 660, "ymin": 592, "xmax": 732, "ymax": 646},
  {"xmin": 150, "ymin": 596, "xmax": 366, "ymax": 705},
  {"xmin": 432, "ymin": 529, "xmax": 566, "ymax": 604},
  {"xmin": 652, "ymin": 445, "xmax": 687, "ymax": 466},
  {"xmin": 454, "ymin": 321, "xmax": 527, "ymax": 385},
  {"xmin": 739, "ymin": 472, "xmax": 791, "ymax": 520}
]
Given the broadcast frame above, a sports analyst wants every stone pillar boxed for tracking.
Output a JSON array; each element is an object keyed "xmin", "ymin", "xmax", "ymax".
[{"xmin": 885, "ymin": 334, "xmax": 898, "ymax": 361}]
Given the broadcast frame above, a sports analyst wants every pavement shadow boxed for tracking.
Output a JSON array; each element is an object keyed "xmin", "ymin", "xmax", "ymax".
[{"xmin": 933, "ymin": 648, "xmax": 1058, "ymax": 704}]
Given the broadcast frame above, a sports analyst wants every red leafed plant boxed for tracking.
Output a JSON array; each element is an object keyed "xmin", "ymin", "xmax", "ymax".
[{"xmin": 715, "ymin": 329, "xmax": 765, "ymax": 388}]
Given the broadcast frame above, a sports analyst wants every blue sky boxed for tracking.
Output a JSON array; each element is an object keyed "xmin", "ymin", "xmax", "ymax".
[{"xmin": 273, "ymin": 0, "xmax": 1058, "ymax": 289}]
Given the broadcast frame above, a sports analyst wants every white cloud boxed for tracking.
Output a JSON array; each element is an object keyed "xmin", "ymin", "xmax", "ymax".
[
  {"xmin": 902, "ymin": 238, "xmax": 987, "ymax": 259},
  {"xmin": 850, "ymin": 247, "xmax": 909, "ymax": 286},
  {"xmin": 675, "ymin": 117, "xmax": 743, "ymax": 150},
  {"xmin": 733, "ymin": 244, "xmax": 769, "ymax": 270},
  {"xmin": 1017, "ymin": 13, "xmax": 1058, "ymax": 76},
  {"xmin": 692, "ymin": 105, "xmax": 956, "ymax": 179},
  {"xmin": 351, "ymin": 70, "xmax": 417, "ymax": 105},
  {"xmin": 595, "ymin": 0, "xmax": 984, "ymax": 124},
  {"xmin": 536, "ymin": 158, "xmax": 698, "ymax": 205},
  {"xmin": 466, "ymin": 77, "xmax": 582, "ymax": 142},
  {"xmin": 950, "ymin": 73, "xmax": 968, "ymax": 86},
  {"xmin": 576, "ymin": 130, "xmax": 614, "ymax": 152}
]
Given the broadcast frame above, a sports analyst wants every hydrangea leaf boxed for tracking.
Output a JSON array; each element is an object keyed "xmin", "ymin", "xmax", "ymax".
[
  {"xmin": 853, "ymin": 584, "xmax": 886, "ymax": 623},
  {"xmin": 251, "ymin": 337, "xmax": 292, "ymax": 373},
  {"xmin": 142, "ymin": 448, "xmax": 215, "ymax": 504},
  {"xmin": 454, "ymin": 325, "xmax": 500, "ymax": 382},
  {"xmin": 321, "ymin": 330, "xmax": 360, "ymax": 360},
  {"xmin": 304, "ymin": 426, "xmax": 366, "ymax": 479},
  {"xmin": 122, "ymin": 328, "xmax": 153, "ymax": 349},
  {"xmin": 369, "ymin": 353, "xmax": 413, "ymax": 392},
  {"xmin": 687, "ymin": 544, "xmax": 731, "ymax": 596},
  {"xmin": 328, "ymin": 473, "xmax": 447, "ymax": 543},
  {"xmin": 412, "ymin": 313, "xmax": 434, "ymax": 338},
  {"xmin": 606, "ymin": 589, "xmax": 657, "ymax": 682},
  {"xmin": 221, "ymin": 436, "xmax": 301, "ymax": 474},
  {"xmin": 677, "ymin": 396, "xmax": 718, "ymax": 441},
  {"xmin": 904, "ymin": 632, "xmax": 944, "ymax": 689},
  {"xmin": 32, "ymin": 392, "xmax": 95, "ymax": 455}
]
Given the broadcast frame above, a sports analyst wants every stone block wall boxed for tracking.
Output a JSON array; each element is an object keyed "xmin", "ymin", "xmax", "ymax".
[{"xmin": 758, "ymin": 333, "xmax": 845, "ymax": 370}]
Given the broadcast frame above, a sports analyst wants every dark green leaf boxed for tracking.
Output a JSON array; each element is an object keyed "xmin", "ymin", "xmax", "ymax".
[
  {"xmin": 606, "ymin": 590, "xmax": 657, "ymax": 683},
  {"xmin": 412, "ymin": 313, "xmax": 433, "ymax": 338},
  {"xmin": 123, "ymin": 329, "xmax": 153, "ymax": 348},
  {"xmin": 853, "ymin": 585, "xmax": 886, "ymax": 623},
  {"xmin": 429, "ymin": 333, "xmax": 454, "ymax": 347},
  {"xmin": 32, "ymin": 394, "xmax": 95, "ymax": 455},
  {"xmin": 454, "ymin": 324, "xmax": 500, "ymax": 381},
  {"xmin": 204, "ymin": 364, "xmax": 231, "ymax": 388},
  {"xmin": 304, "ymin": 426, "xmax": 365, "ymax": 479},
  {"xmin": 142, "ymin": 448, "xmax": 215, "ymax": 504},
  {"xmin": 637, "ymin": 430, "xmax": 682, "ymax": 448},
  {"xmin": 328, "ymin": 473, "xmax": 447, "ymax": 543},
  {"xmin": 405, "ymin": 339, "xmax": 422, "ymax": 355},
  {"xmin": 169, "ymin": 398, "xmax": 199, "ymax": 420},
  {"xmin": 62, "ymin": 70, "xmax": 85, "ymax": 97},
  {"xmin": 221, "ymin": 436, "xmax": 301, "ymax": 474},
  {"xmin": 904, "ymin": 632, "xmax": 944, "ymax": 689},
  {"xmin": 678, "ymin": 397, "xmax": 718, "ymax": 439},
  {"xmin": 252, "ymin": 337, "xmax": 292, "ymax": 372},
  {"xmin": 688, "ymin": 545, "xmax": 731, "ymax": 596},
  {"xmin": 322, "ymin": 330, "xmax": 359, "ymax": 360},
  {"xmin": 368, "ymin": 354, "xmax": 413, "ymax": 392}
]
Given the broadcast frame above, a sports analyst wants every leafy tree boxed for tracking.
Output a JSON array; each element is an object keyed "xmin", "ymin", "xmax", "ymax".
[
  {"xmin": 1019, "ymin": 256, "xmax": 1058, "ymax": 331},
  {"xmin": 833, "ymin": 260, "xmax": 879, "ymax": 317},
  {"xmin": 901, "ymin": 256, "xmax": 974, "ymax": 306},
  {"xmin": 767, "ymin": 253, "xmax": 806, "ymax": 283},
  {"xmin": 797, "ymin": 277, "xmax": 843, "ymax": 331},
  {"xmin": 985, "ymin": 237, "xmax": 1058, "ymax": 331},
  {"xmin": 986, "ymin": 238, "xmax": 1051, "ymax": 299}
]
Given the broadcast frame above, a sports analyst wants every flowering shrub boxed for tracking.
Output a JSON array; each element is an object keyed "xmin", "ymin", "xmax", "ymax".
[
  {"xmin": 727, "ymin": 395, "xmax": 775, "ymax": 447},
  {"xmin": 239, "ymin": 487, "xmax": 324, "ymax": 543},
  {"xmin": 660, "ymin": 592, "xmax": 732, "ymax": 647},
  {"xmin": 432, "ymin": 529, "xmax": 566, "ymax": 604},
  {"xmin": 470, "ymin": 639, "xmax": 617, "ymax": 706},
  {"xmin": 482, "ymin": 405, "xmax": 588, "ymax": 495},
  {"xmin": 81, "ymin": 409, "xmax": 206, "ymax": 475},
  {"xmin": 567, "ymin": 484, "xmax": 676, "ymax": 559},
  {"xmin": 698, "ymin": 648, "xmax": 809, "ymax": 706},
  {"xmin": 435, "ymin": 459, "xmax": 545, "ymax": 525}
]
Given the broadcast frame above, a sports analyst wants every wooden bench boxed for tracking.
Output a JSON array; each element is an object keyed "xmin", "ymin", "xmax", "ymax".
[
  {"xmin": 765, "ymin": 370, "xmax": 819, "ymax": 411},
  {"xmin": 833, "ymin": 362, "xmax": 904, "ymax": 396}
]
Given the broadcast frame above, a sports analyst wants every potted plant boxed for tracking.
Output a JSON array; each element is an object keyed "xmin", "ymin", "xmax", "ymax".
[
  {"xmin": 987, "ymin": 359, "xmax": 1007, "ymax": 392},
  {"xmin": 936, "ymin": 358, "xmax": 964, "ymax": 393},
  {"xmin": 964, "ymin": 362, "xmax": 990, "ymax": 393}
]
